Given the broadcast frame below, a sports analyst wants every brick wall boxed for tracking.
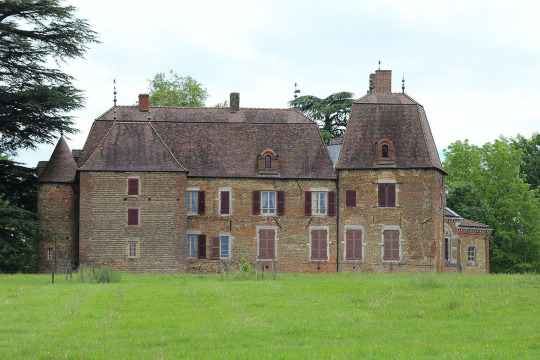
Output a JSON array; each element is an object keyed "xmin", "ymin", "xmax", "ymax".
[
  {"xmin": 338, "ymin": 168, "xmax": 445, "ymax": 273},
  {"xmin": 37, "ymin": 183, "xmax": 79, "ymax": 273},
  {"xmin": 442, "ymin": 220, "xmax": 489, "ymax": 274},
  {"xmin": 79, "ymin": 171, "xmax": 187, "ymax": 273}
]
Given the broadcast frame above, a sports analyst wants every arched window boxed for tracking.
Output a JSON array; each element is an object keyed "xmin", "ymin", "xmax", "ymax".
[
  {"xmin": 265, "ymin": 155, "xmax": 272, "ymax": 168},
  {"xmin": 258, "ymin": 148, "xmax": 279, "ymax": 174},
  {"xmin": 382, "ymin": 145, "xmax": 389, "ymax": 158}
]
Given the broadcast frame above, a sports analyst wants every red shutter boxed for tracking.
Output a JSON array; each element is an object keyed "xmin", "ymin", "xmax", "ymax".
[
  {"xmin": 252, "ymin": 191, "xmax": 261, "ymax": 215},
  {"xmin": 378, "ymin": 183, "xmax": 386, "ymax": 207},
  {"xmin": 220, "ymin": 191, "xmax": 230, "ymax": 215},
  {"xmin": 277, "ymin": 191, "xmax": 285, "ymax": 215},
  {"xmin": 128, "ymin": 178, "xmax": 139, "ymax": 195},
  {"xmin": 354, "ymin": 230, "xmax": 363, "ymax": 260},
  {"xmin": 346, "ymin": 190, "xmax": 356, "ymax": 207},
  {"xmin": 211, "ymin": 237, "xmax": 220, "ymax": 260},
  {"xmin": 198, "ymin": 191, "xmax": 205, "ymax": 214},
  {"xmin": 311, "ymin": 229, "xmax": 318, "ymax": 260},
  {"xmin": 127, "ymin": 208, "xmax": 138, "ymax": 225},
  {"xmin": 305, "ymin": 191, "xmax": 312, "ymax": 216},
  {"xmin": 383, "ymin": 230, "xmax": 391, "ymax": 260},
  {"xmin": 388, "ymin": 184, "xmax": 396, "ymax": 207},
  {"xmin": 258, "ymin": 229, "xmax": 267, "ymax": 259},
  {"xmin": 346, "ymin": 229, "xmax": 354, "ymax": 260},
  {"xmin": 267, "ymin": 229, "xmax": 276, "ymax": 260},
  {"xmin": 198, "ymin": 235, "xmax": 206, "ymax": 259},
  {"xmin": 328, "ymin": 191, "xmax": 336, "ymax": 216},
  {"xmin": 320, "ymin": 230, "xmax": 328, "ymax": 260}
]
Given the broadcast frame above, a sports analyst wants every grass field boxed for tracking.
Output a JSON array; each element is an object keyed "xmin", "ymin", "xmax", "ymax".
[{"xmin": 0, "ymin": 272, "xmax": 538, "ymax": 359}]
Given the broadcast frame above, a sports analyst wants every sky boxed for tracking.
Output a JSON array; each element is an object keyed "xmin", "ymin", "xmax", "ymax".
[{"xmin": 14, "ymin": 0, "xmax": 540, "ymax": 166}]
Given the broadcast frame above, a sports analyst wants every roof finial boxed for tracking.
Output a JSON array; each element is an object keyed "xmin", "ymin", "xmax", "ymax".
[
  {"xmin": 113, "ymin": 109, "xmax": 117, "ymax": 123},
  {"xmin": 402, "ymin": 74, "xmax": 405, "ymax": 94},
  {"xmin": 294, "ymin": 83, "xmax": 301, "ymax": 99},
  {"xmin": 378, "ymin": 60, "xmax": 381, "ymax": 70},
  {"xmin": 113, "ymin": 79, "xmax": 117, "ymax": 107}
]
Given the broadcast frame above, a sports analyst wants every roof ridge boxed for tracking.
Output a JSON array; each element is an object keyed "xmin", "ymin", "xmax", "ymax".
[{"xmin": 147, "ymin": 121, "xmax": 187, "ymax": 171}]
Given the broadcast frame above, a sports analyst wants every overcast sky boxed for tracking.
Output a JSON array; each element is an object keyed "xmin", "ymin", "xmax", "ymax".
[{"xmin": 14, "ymin": 0, "xmax": 540, "ymax": 166}]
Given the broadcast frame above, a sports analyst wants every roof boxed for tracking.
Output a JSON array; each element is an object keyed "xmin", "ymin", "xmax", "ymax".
[
  {"xmin": 458, "ymin": 218, "xmax": 491, "ymax": 230},
  {"xmin": 79, "ymin": 107, "xmax": 336, "ymax": 179},
  {"xmin": 38, "ymin": 137, "xmax": 78, "ymax": 183},
  {"xmin": 337, "ymin": 93, "xmax": 445, "ymax": 173},
  {"xmin": 444, "ymin": 207, "xmax": 491, "ymax": 231}
]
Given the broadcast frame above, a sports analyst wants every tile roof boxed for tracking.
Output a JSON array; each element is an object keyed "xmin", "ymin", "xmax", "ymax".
[
  {"xmin": 337, "ymin": 93, "xmax": 445, "ymax": 173},
  {"xmin": 38, "ymin": 137, "xmax": 78, "ymax": 183},
  {"xmin": 459, "ymin": 218, "xmax": 491, "ymax": 229}
]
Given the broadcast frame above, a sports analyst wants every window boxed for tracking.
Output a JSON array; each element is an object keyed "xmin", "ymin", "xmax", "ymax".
[
  {"xmin": 258, "ymin": 148, "xmax": 278, "ymax": 174},
  {"xmin": 383, "ymin": 229, "xmax": 400, "ymax": 261},
  {"xmin": 127, "ymin": 208, "xmax": 139, "ymax": 226},
  {"xmin": 345, "ymin": 228, "xmax": 363, "ymax": 261},
  {"xmin": 261, "ymin": 191, "xmax": 276, "ymax": 214},
  {"xmin": 187, "ymin": 234, "xmax": 198, "ymax": 259},
  {"xmin": 186, "ymin": 190, "xmax": 205, "ymax": 215},
  {"xmin": 444, "ymin": 226, "xmax": 455, "ymax": 264},
  {"xmin": 378, "ymin": 183, "xmax": 396, "ymax": 207},
  {"xmin": 467, "ymin": 246, "xmax": 477, "ymax": 266},
  {"xmin": 127, "ymin": 241, "xmax": 139, "ymax": 258},
  {"xmin": 47, "ymin": 247, "xmax": 54, "ymax": 260},
  {"xmin": 345, "ymin": 190, "xmax": 356, "ymax": 207},
  {"xmin": 305, "ymin": 191, "xmax": 335, "ymax": 216},
  {"xmin": 382, "ymin": 145, "xmax": 389, "ymax": 158},
  {"xmin": 310, "ymin": 228, "xmax": 328, "ymax": 261},
  {"xmin": 211, "ymin": 236, "xmax": 230, "ymax": 259},
  {"xmin": 312, "ymin": 192, "xmax": 326, "ymax": 215},
  {"xmin": 219, "ymin": 189, "xmax": 230, "ymax": 215},
  {"xmin": 375, "ymin": 138, "xmax": 395, "ymax": 164},
  {"xmin": 187, "ymin": 234, "xmax": 206, "ymax": 259},
  {"xmin": 127, "ymin": 178, "xmax": 139, "ymax": 196},
  {"xmin": 265, "ymin": 155, "xmax": 272, "ymax": 168},
  {"xmin": 258, "ymin": 228, "xmax": 276, "ymax": 260}
]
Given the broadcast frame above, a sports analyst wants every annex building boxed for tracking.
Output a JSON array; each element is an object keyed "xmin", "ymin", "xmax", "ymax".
[{"xmin": 36, "ymin": 69, "xmax": 491, "ymax": 274}]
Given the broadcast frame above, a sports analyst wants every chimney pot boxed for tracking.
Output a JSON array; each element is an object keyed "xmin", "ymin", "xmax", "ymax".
[
  {"xmin": 139, "ymin": 94, "xmax": 149, "ymax": 112},
  {"xmin": 230, "ymin": 92, "xmax": 239, "ymax": 112}
]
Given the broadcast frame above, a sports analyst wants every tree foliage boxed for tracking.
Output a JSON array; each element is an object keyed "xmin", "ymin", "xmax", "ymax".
[
  {"xmin": 147, "ymin": 71, "xmax": 209, "ymax": 107},
  {"xmin": 511, "ymin": 133, "xmax": 540, "ymax": 191},
  {"xmin": 0, "ymin": 0, "xmax": 99, "ymax": 155},
  {"xmin": 443, "ymin": 137, "xmax": 540, "ymax": 273},
  {"xmin": 289, "ymin": 92, "xmax": 354, "ymax": 144}
]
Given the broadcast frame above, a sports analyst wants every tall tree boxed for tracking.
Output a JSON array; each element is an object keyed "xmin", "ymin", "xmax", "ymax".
[
  {"xmin": 0, "ymin": 0, "xmax": 99, "ymax": 155},
  {"xmin": 511, "ymin": 133, "xmax": 540, "ymax": 191},
  {"xmin": 289, "ymin": 92, "xmax": 354, "ymax": 144},
  {"xmin": 147, "ymin": 71, "xmax": 209, "ymax": 107}
]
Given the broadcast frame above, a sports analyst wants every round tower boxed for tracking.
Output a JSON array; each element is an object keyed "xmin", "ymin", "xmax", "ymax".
[{"xmin": 36, "ymin": 136, "xmax": 79, "ymax": 273}]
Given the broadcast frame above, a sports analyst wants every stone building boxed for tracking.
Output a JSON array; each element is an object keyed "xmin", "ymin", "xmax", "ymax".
[{"xmin": 36, "ymin": 69, "xmax": 491, "ymax": 273}]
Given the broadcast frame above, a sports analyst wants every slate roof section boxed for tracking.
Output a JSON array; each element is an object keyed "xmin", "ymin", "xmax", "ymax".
[
  {"xmin": 38, "ymin": 137, "xmax": 78, "ymax": 183},
  {"xmin": 337, "ymin": 93, "xmax": 445, "ymax": 173},
  {"xmin": 79, "ymin": 121, "xmax": 186, "ymax": 172},
  {"xmin": 79, "ymin": 107, "xmax": 335, "ymax": 179}
]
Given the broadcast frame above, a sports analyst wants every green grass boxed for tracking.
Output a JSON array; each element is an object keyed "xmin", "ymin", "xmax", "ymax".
[{"xmin": 0, "ymin": 273, "xmax": 538, "ymax": 359}]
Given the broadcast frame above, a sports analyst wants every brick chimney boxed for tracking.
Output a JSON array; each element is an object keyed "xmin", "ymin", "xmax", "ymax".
[
  {"xmin": 139, "ymin": 94, "xmax": 149, "ymax": 112},
  {"xmin": 372, "ymin": 70, "xmax": 392, "ymax": 93},
  {"xmin": 230, "ymin": 92, "xmax": 239, "ymax": 112}
]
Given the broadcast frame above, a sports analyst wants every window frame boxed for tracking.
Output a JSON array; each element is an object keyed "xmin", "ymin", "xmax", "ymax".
[
  {"xmin": 219, "ymin": 233, "xmax": 233, "ymax": 259},
  {"xmin": 380, "ymin": 226, "xmax": 402, "ymax": 262},
  {"xmin": 312, "ymin": 191, "xmax": 327, "ymax": 216},
  {"xmin": 261, "ymin": 190, "xmax": 276, "ymax": 215},
  {"xmin": 467, "ymin": 245, "xmax": 477, "ymax": 266},
  {"xmin": 344, "ymin": 226, "xmax": 364, "ymax": 261},
  {"xmin": 257, "ymin": 226, "xmax": 278, "ymax": 261},
  {"xmin": 186, "ymin": 234, "xmax": 198, "ymax": 259},
  {"xmin": 186, "ymin": 190, "xmax": 198, "ymax": 215},
  {"xmin": 47, "ymin": 247, "xmax": 54, "ymax": 260},
  {"xmin": 127, "ymin": 240, "xmax": 139, "ymax": 258},
  {"xmin": 309, "ymin": 226, "xmax": 329, "ymax": 262},
  {"xmin": 219, "ymin": 188, "xmax": 232, "ymax": 216},
  {"xmin": 265, "ymin": 155, "xmax": 272, "ymax": 168}
]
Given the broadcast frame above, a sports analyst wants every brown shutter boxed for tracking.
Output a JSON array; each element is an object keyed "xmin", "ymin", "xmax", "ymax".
[
  {"xmin": 328, "ymin": 191, "xmax": 336, "ymax": 216},
  {"xmin": 311, "ymin": 229, "xmax": 318, "ymax": 260},
  {"xmin": 305, "ymin": 191, "xmax": 312, "ymax": 216},
  {"xmin": 277, "ymin": 191, "xmax": 285, "ymax": 215},
  {"xmin": 346, "ymin": 229, "xmax": 354, "ymax": 260},
  {"xmin": 198, "ymin": 235, "xmax": 206, "ymax": 259},
  {"xmin": 388, "ymin": 184, "xmax": 396, "ymax": 207},
  {"xmin": 345, "ymin": 190, "xmax": 356, "ymax": 207},
  {"xmin": 127, "ymin": 208, "xmax": 138, "ymax": 225},
  {"xmin": 378, "ymin": 183, "xmax": 386, "ymax": 207},
  {"xmin": 211, "ymin": 237, "xmax": 220, "ymax": 260},
  {"xmin": 258, "ymin": 229, "xmax": 267, "ymax": 259},
  {"xmin": 268, "ymin": 229, "xmax": 276, "ymax": 260},
  {"xmin": 354, "ymin": 230, "xmax": 363, "ymax": 260},
  {"xmin": 383, "ymin": 230, "xmax": 391, "ymax": 260},
  {"xmin": 391, "ymin": 230, "xmax": 399, "ymax": 260},
  {"xmin": 252, "ymin": 190, "xmax": 261, "ymax": 215},
  {"xmin": 128, "ymin": 178, "xmax": 139, "ymax": 195},
  {"xmin": 320, "ymin": 230, "xmax": 328, "ymax": 260},
  {"xmin": 198, "ymin": 191, "xmax": 205, "ymax": 214},
  {"xmin": 220, "ymin": 191, "xmax": 230, "ymax": 215}
]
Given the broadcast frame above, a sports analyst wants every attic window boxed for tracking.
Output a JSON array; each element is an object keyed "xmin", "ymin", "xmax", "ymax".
[
  {"xmin": 375, "ymin": 138, "xmax": 395, "ymax": 165},
  {"xmin": 258, "ymin": 148, "xmax": 278, "ymax": 175}
]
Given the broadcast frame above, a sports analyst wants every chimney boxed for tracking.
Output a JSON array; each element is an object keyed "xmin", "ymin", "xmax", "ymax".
[
  {"xmin": 230, "ymin": 92, "xmax": 239, "ymax": 112},
  {"xmin": 138, "ymin": 94, "xmax": 149, "ymax": 112},
  {"xmin": 369, "ymin": 73, "xmax": 375, "ymax": 93},
  {"xmin": 373, "ymin": 70, "xmax": 392, "ymax": 93}
]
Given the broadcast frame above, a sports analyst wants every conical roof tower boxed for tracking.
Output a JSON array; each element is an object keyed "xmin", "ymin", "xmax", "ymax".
[{"xmin": 38, "ymin": 136, "xmax": 78, "ymax": 183}]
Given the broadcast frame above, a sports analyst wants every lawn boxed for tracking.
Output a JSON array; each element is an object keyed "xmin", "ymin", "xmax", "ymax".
[{"xmin": 0, "ymin": 272, "xmax": 538, "ymax": 359}]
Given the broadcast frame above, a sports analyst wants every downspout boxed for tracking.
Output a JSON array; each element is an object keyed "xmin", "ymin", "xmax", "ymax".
[
  {"xmin": 457, "ymin": 238, "xmax": 462, "ymax": 273},
  {"xmin": 336, "ymin": 172, "xmax": 340, "ymax": 273}
]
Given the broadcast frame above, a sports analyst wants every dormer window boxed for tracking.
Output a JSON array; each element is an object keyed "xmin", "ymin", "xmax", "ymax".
[
  {"xmin": 258, "ymin": 148, "xmax": 278, "ymax": 175},
  {"xmin": 375, "ymin": 138, "xmax": 395, "ymax": 165}
]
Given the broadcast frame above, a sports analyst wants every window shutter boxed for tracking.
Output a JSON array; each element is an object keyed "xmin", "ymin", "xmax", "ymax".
[
  {"xmin": 277, "ymin": 191, "xmax": 285, "ymax": 215},
  {"xmin": 388, "ymin": 184, "xmax": 396, "ymax": 207},
  {"xmin": 305, "ymin": 191, "xmax": 312, "ymax": 216},
  {"xmin": 198, "ymin": 235, "xmax": 206, "ymax": 259},
  {"xmin": 268, "ymin": 229, "xmax": 276, "ymax": 260},
  {"xmin": 252, "ymin": 190, "xmax": 261, "ymax": 215},
  {"xmin": 211, "ymin": 237, "xmax": 220, "ymax": 260},
  {"xmin": 354, "ymin": 230, "xmax": 363, "ymax": 260},
  {"xmin": 346, "ymin": 229, "xmax": 354, "ymax": 260},
  {"xmin": 383, "ymin": 230, "xmax": 391, "ymax": 260},
  {"xmin": 128, "ymin": 179, "xmax": 139, "ymax": 195},
  {"xmin": 346, "ymin": 190, "xmax": 356, "ymax": 207},
  {"xmin": 198, "ymin": 191, "xmax": 205, "ymax": 214},
  {"xmin": 328, "ymin": 191, "xmax": 336, "ymax": 216},
  {"xmin": 127, "ymin": 208, "xmax": 138, "ymax": 225},
  {"xmin": 258, "ymin": 229, "xmax": 267, "ymax": 259},
  {"xmin": 220, "ymin": 191, "xmax": 230, "ymax": 215},
  {"xmin": 391, "ymin": 230, "xmax": 399, "ymax": 260},
  {"xmin": 311, "ymin": 229, "xmax": 318, "ymax": 260},
  {"xmin": 378, "ymin": 183, "xmax": 387, "ymax": 207},
  {"xmin": 320, "ymin": 230, "xmax": 328, "ymax": 260}
]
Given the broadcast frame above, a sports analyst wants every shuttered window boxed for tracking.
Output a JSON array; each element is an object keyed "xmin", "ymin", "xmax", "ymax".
[
  {"xmin": 127, "ymin": 178, "xmax": 139, "ymax": 196},
  {"xmin": 378, "ymin": 183, "xmax": 396, "ymax": 207},
  {"xmin": 187, "ymin": 235, "xmax": 198, "ymax": 259},
  {"xmin": 311, "ymin": 192, "xmax": 327, "ymax": 215},
  {"xmin": 258, "ymin": 229, "xmax": 276, "ymax": 260},
  {"xmin": 252, "ymin": 191, "xmax": 261, "ymax": 215},
  {"xmin": 197, "ymin": 191, "xmax": 205, "ymax": 214},
  {"xmin": 346, "ymin": 229, "xmax": 363, "ymax": 260},
  {"xmin": 345, "ymin": 190, "xmax": 356, "ymax": 207},
  {"xmin": 304, "ymin": 191, "xmax": 312, "ymax": 216},
  {"xmin": 211, "ymin": 237, "xmax": 220, "ymax": 260},
  {"xmin": 198, "ymin": 235, "xmax": 206, "ymax": 259},
  {"xmin": 383, "ymin": 230, "xmax": 400, "ymax": 261},
  {"xmin": 328, "ymin": 191, "xmax": 336, "ymax": 216},
  {"xmin": 186, "ymin": 191, "xmax": 198, "ymax": 214},
  {"xmin": 127, "ymin": 208, "xmax": 139, "ymax": 226},
  {"xmin": 220, "ymin": 190, "xmax": 230, "ymax": 215},
  {"xmin": 277, "ymin": 190, "xmax": 285, "ymax": 215},
  {"xmin": 261, "ymin": 191, "xmax": 276, "ymax": 214},
  {"xmin": 310, "ymin": 229, "xmax": 328, "ymax": 261}
]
